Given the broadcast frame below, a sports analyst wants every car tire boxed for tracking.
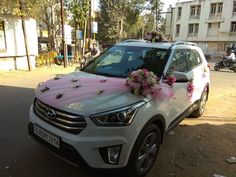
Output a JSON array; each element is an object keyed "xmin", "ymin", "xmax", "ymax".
[
  {"xmin": 214, "ymin": 64, "xmax": 220, "ymax": 71},
  {"xmin": 127, "ymin": 124, "xmax": 161, "ymax": 177},
  {"xmin": 190, "ymin": 88, "xmax": 208, "ymax": 118}
]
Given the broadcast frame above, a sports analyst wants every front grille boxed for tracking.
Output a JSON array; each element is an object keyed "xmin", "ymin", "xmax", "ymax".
[{"xmin": 33, "ymin": 98, "xmax": 87, "ymax": 134}]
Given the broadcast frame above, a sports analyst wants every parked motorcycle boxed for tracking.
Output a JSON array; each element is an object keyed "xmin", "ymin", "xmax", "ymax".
[{"xmin": 214, "ymin": 58, "xmax": 236, "ymax": 72}]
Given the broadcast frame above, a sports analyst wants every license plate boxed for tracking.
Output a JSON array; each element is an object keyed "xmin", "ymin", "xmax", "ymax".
[{"xmin": 33, "ymin": 125, "xmax": 60, "ymax": 149}]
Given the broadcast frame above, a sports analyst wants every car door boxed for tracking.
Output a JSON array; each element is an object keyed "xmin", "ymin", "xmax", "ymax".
[
  {"xmin": 163, "ymin": 49, "xmax": 191, "ymax": 128},
  {"xmin": 185, "ymin": 49, "xmax": 206, "ymax": 103}
]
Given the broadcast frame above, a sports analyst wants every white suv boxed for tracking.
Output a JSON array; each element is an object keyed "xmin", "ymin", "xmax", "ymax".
[{"xmin": 28, "ymin": 41, "xmax": 210, "ymax": 177}]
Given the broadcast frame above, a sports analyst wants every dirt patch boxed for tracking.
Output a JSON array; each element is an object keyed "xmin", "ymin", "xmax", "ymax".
[{"xmin": 150, "ymin": 120, "xmax": 236, "ymax": 177}]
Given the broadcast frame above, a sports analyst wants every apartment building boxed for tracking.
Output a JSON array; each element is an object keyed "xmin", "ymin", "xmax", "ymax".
[{"xmin": 165, "ymin": 0, "xmax": 236, "ymax": 56}]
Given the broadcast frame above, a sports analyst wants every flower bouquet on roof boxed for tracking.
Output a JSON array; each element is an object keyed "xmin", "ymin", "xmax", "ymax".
[{"xmin": 145, "ymin": 29, "xmax": 165, "ymax": 42}]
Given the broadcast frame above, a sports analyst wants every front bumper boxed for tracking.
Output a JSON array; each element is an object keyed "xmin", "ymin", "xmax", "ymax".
[{"xmin": 28, "ymin": 105, "xmax": 140, "ymax": 169}]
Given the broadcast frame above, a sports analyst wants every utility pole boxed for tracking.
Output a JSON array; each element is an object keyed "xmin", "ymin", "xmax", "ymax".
[
  {"xmin": 89, "ymin": 0, "xmax": 92, "ymax": 45},
  {"xmin": 155, "ymin": 0, "xmax": 158, "ymax": 30},
  {"xmin": 60, "ymin": 0, "xmax": 68, "ymax": 68},
  {"xmin": 19, "ymin": 0, "xmax": 31, "ymax": 71}
]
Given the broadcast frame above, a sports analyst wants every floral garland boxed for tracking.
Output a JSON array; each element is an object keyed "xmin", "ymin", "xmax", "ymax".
[
  {"xmin": 164, "ymin": 75, "xmax": 176, "ymax": 87},
  {"xmin": 126, "ymin": 69, "xmax": 159, "ymax": 97},
  {"xmin": 187, "ymin": 80, "xmax": 194, "ymax": 98},
  {"xmin": 39, "ymin": 69, "xmax": 176, "ymax": 103},
  {"xmin": 145, "ymin": 30, "xmax": 165, "ymax": 42},
  {"xmin": 125, "ymin": 69, "xmax": 176, "ymax": 98}
]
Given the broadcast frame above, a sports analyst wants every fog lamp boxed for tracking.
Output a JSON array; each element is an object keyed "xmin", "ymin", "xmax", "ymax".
[
  {"xmin": 108, "ymin": 146, "xmax": 122, "ymax": 164},
  {"xmin": 99, "ymin": 145, "xmax": 122, "ymax": 165}
]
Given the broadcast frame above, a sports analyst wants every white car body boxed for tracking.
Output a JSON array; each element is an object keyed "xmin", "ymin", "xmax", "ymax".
[{"xmin": 28, "ymin": 41, "xmax": 210, "ymax": 176}]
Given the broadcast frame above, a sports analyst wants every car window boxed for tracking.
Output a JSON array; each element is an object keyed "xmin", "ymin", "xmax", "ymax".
[
  {"xmin": 186, "ymin": 49, "xmax": 202, "ymax": 71},
  {"xmin": 168, "ymin": 49, "xmax": 188, "ymax": 73},
  {"xmin": 82, "ymin": 46, "xmax": 168, "ymax": 78},
  {"xmin": 96, "ymin": 47, "xmax": 125, "ymax": 67}
]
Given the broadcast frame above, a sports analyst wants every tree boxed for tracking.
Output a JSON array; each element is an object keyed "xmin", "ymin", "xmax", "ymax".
[
  {"xmin": 66, "ymin": 0, "xmax": 90, "ymax": 58},
  {"xmin": 36, "ymin": 0, "xmax": 61, "ymax": 51},
  {"xmin": 148, "ymin": 0, "xmax": 163, "ymax": 30},
  {"xmin": 98, "ymin": 0, "xmax": 146, "ymax": 43}
]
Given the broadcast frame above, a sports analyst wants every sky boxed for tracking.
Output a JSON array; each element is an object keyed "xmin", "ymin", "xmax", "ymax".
[{"xmin": 162, "ymin": 0, "xmax": 177, "ymax": 12}]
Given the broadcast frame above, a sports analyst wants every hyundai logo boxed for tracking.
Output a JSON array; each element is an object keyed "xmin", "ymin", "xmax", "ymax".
[{"xmin": 45, "ymin": 109, "xmax": 57, "ymax": 120}]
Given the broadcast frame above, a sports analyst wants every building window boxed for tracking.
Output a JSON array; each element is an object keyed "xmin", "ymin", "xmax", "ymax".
[
  {"xmin": 190, "ymin": 5, "xmax": 201, "ymax": 18},
  {"xmin": 188, "ymin": 23, "xmax": 199, "ymax": 36},
  {"xmin": 190, "ymin": 6, "xmax": 196, "ymax": 16},
  {"xmin": 218, "ymin": 3, "xmax": 223, "ymax": 13},
  {"xmin": 177, "ymin": 7, "xmax": 182, "ymax": 19},
  {"xmin": 210, "ymin": 3, "xmax": 217, "ymax": 14},
  {"xmin": 194, "ymin": 24, "xmax": 199, "ymax": 33},
  {"xmin": 233, "ymin": 1, "xmax": 236, "ymax": 13},
  {"xmin": 176, "ymin": 24, "xmax": 180, "ymax": 36},
  {"xmin": 231, "ymin": 21, "xmax": 236, "ymax": 32},
  {"xmin": 208, "ymin": 23, "xmax": 212, "ymax": 28},
  {"xmin": 0, "ymin": 21, "xmax": 6, "ymax": 51},
  {"xmin": 197, "ymin": 5, "xmax": 201, "ymax": 16},
  {"xmin": 210, "ymin": 2, "xmax": 223, "ymax": 16},
  {"xmin": 189, "ymin": 24, "xmax": 194, "ymax": 34}
]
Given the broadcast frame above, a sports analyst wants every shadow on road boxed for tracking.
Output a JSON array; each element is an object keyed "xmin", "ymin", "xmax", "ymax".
[{"xmin": 0, "ymin": 85, "xmax": 235, "ymax": 177}]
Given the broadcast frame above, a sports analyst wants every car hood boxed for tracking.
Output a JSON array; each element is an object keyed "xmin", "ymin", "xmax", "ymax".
[{"xmin": 35, "ymin": 71, "xmax": 144, "ymax": 116}]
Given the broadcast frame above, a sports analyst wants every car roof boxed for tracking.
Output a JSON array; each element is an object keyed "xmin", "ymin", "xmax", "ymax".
[
  {"xmin": 115, "ymin": 41, "xmax": 202, "ymax": 52},
  {"xmin": 116, "ymin": 41, "xmax": 172, "ymax": 49}
]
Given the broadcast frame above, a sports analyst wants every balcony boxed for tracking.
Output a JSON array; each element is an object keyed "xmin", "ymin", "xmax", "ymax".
[
  {"xmin": 188, "ymin": 33, "xmax": 198, "ymax": 37},
  {"xmin": 206, "ymin": 13, "xmax": 224, "ymax": 23},
  {"xmin": 190, "ymin": 15, "xmax": 200, "ymax": 20}
]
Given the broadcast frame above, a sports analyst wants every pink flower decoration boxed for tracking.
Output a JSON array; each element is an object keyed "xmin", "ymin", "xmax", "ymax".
[
  {"xmin": 100, "ymin": 79, "xmax": 108, "ymax": 83},
  {"xmin": 187, "ymin": 82, "xmax": 194, "ymax": 98},
  {"xmin": 126, "ymin": 69, "xmax": 158, "ymax": 97},
  {"xmin": 164, "ymin": 75, "xmax": 176, "ymax": 87}
]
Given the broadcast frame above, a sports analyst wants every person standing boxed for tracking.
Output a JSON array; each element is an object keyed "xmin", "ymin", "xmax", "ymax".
[{"xmin": 90, "ymin": 43, "xmax": 100, "ymax": 59}]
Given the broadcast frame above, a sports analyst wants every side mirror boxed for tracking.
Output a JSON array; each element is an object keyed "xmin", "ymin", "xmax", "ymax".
[{"xmin": 172, "ymin": 71, "xmax": 192, "ymax": 82}]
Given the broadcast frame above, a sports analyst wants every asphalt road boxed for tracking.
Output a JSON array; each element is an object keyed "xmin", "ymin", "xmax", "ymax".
[{"xmin": 0, "ymin": 68, "xmax": 235, "ymax": 177}]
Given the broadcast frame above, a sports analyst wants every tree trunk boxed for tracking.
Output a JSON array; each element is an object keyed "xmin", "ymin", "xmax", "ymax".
[
  {"xmin": 50, "ymin": 5, "xmax": 56, "ymax": 51},
  {"xmin": 45, "ymin": 7, "xmax": 52, "ymax": 51},
  {"xmin": 82, "ymin": 20, "xmax": 87, "ymax": 56},
  {"xmin": 74, "ymin": 22, "xmax": 79, "ymax": 61},
  {"xmin": 120, "ymin": 17, "xmax": 124, "ymax": 39},
  {"xmin": 21, "ymin": 18, "xmax": 32, "ymax": 71}
]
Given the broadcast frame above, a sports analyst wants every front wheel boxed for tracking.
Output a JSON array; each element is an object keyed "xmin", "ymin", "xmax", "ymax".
[
  {"xmin": 127, "ymin": 124, "xmax": 161, "ymax": 177},
  {"xmin": 214, "ymin": 64, "xmax": 220, "ymax": 71},
  {"xmin": 190, "ymin": 89, "xmax": 208, "ymax": 118}
]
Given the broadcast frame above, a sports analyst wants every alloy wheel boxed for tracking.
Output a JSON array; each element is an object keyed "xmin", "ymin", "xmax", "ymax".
[{"xmin": 136, "ymin": 132, "xmax": 158, "ymax": 173}]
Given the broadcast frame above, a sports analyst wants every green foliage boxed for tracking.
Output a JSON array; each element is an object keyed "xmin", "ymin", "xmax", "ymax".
[
  {"xmin": 98, "ymin": 0, "xmax": 146, "ymax": 43},
  {"xmin": 66, "ymin": 0, "xmax": 90, "ymax": 27},
  {"xmin": 0, "ymin": 0, "xmax": 41, "ymax": 18},
  {"xmin": 148, "ymin": 0, "xmax": 163, "ymax": 12}
]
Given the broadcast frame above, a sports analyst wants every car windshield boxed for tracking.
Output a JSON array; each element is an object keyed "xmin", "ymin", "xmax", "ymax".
[{"xmin": 82, "ymin": 45, "xmax": 169, "ymax": 78}]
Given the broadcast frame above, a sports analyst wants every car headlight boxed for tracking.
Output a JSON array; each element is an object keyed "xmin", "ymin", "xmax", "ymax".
[{"xmin": 90, "ymin": 101, "xmax": 146, "ymax": 126}]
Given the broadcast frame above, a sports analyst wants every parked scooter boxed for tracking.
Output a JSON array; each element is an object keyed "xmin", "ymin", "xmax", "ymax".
[{"xmin": 214, "ymin": 58, "xmax": 236, "ymax": 72}]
